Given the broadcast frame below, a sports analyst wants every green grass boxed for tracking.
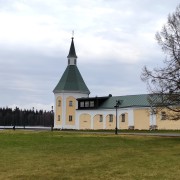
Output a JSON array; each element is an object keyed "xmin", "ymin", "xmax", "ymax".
[{"xmin": 0, "ymin": 130, "xmax": 180, "ymax": 180}]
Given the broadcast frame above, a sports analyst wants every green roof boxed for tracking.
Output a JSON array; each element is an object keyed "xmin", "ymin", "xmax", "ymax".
[
  {"xmin": 99, "ymin": 94, "xmax": 150, "ymax": 109},
  {"xmin": 53, "ymin": 65, "xmax": 90, "ymax": 94}
]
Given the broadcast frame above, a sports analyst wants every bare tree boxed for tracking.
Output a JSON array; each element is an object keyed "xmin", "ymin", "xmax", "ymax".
[{"xmin": 141, "ymin": 4, "xmax": 180, "ymax": 120}]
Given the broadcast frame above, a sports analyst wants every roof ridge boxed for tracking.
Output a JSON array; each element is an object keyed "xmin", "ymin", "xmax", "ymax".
[{"xmin": 112, "ymin": 94, "xmax": 149, "ymax": 98}]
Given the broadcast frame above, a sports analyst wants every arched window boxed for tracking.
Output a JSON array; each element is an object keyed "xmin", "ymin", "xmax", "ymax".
[
  {"xmin": 69, "ymin": 101, "xmax": 73, "ymax": 107},
  {"xmin": 99, "ymin": 115, "xmax": 103, "ymax": 122},
  {"xmin": 69, "ymin": 115, "xmax": 73, "ymax": 121},
  {"xmin": 121, "ymin": 114, "xmax": 125, "ymax": 122},
  {"xmin": 161, "ymin": 112, "xmax": 166, "ymax": 120},
  {"xmin": 109, "ymin": 114, "xmax": 113, "ymax": 122},
  {"xmin": 58, "ymin": 100, "xmax": 61, "ymax": 107}
]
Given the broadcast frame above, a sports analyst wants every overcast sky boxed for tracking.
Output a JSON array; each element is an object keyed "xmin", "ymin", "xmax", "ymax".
[{"xmin": 0, "ymin": 0, "xmax": 179, "ymax": 110}]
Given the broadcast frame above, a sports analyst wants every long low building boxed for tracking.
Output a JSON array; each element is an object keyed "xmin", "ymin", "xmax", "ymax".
[{"xmin": 53, "ymin": 37, "xmax": 180, "ymax": 130}]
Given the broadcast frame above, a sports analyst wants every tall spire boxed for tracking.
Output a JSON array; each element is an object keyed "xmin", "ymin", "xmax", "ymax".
[
  {"xmin": 67, "ymin": 36, "xmax": 77, "ymax": 58},
  {"xmin": 53, "ymin": 35, "xmax": 90, "ymax": 94}
]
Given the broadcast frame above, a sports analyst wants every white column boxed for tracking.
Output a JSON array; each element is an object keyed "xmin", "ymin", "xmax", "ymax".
[
  {"xmin": 54, "ymin": 95, "xmax": 57, "ymax": 128},
  {"xmin": 91, "ymin": 115, "xmax": 94, "ymax": 129},
  {"xmin": 150, "ymin": 113, "xmax": 156, "ymax": 126},
  {"xmin": 128, "ymin": 109, "xmax": 134, "ymax": 127},
  {"xmin": 75, "ymin": 111, "xmax": 80, "ymax": 130},
  {"xmin": 103, "ymin": 114, "xmax": 106, "ymax": 129},
  {"xmin": 62, "ymin": 95, "xmax": 66, "ymax": 129}
]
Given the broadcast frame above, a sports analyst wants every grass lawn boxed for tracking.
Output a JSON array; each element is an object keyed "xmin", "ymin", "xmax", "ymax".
[{"xmin": 0, "ymin": 130, "xmax": 180, "ymax": 180}]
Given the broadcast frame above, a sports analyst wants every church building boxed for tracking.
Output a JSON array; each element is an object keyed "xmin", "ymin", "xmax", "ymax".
[{"xmin": 53, "ymin": 37, "xmax": 180, "ymax": 130}]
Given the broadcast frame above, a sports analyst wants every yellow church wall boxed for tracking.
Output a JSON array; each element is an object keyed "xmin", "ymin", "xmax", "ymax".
[
  {"xmin": 93, "ymin": 114, "xmax": 103, "ymax": 129},
  {"xmin": 66, "ymin": 96, "xmax": 76, "ymax": 125},
  {"xmin": 55, "ymin": 96, "xmax": 62, "ymax": 125},
  {"xmin": 106, "ymin": 114, "xmax": 115, "ymax": 129},
  {"xmin": 156, "ymin": 109, "xmax": 180, "ymax": 130},
  {"xmin": 79, "ymin": 114, "xmax": 91, "ymax": 129},
  {"xmin": 119, "ymin": 113, "xmax": 128, "ymax": 129},
  {"xmin": 134, "ymin": 109, "xmax": 150, "ymax": 130}
]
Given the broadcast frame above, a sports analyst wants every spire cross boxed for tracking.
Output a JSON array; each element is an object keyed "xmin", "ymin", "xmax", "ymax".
[{"xmin": 72, "ymin": 30, "xmax": 74, "ymax": 38}]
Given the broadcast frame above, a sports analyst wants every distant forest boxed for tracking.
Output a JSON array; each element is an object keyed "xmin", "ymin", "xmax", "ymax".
[{"xmin": 0, "ymin": 107, "xmax": 54, "ymax": 127}]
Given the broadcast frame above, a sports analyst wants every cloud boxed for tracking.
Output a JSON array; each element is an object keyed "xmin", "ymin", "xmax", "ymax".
[{"xmin": 0, "ymin": 0, "xmax": 179, "ymax": 109}]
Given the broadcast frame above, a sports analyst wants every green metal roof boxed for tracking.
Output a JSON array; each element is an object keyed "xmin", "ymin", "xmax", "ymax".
[
  {"xmin": 99, "ymin": 94, "xmax": 150, "ymax": 109},
  {"xmin": 53, "ymin": 65, "xmax": 90, "ymax": 94}
]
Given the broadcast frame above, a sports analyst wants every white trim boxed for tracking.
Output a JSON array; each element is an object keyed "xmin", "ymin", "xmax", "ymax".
[
  {"xmin": 54, "ymin": 95, "xmax": 56, "ymax": 127},
  {"xmin": 150, "ymin": 108, "xmax": 156, "ymax": 126},
  {"xmin": 91, "ymin": 116, "xmax": 94, "ymax": 129},
  {"xmin": 103, "ymin": 115, "xmax": 106, "ymax": 129},
  {"xmin": 68, "ymin": 57, "xmax": 77, "ymax": 65},
  {"xmin": 128, "ymin": 109, "xmax": 134, "ymax": 127}
]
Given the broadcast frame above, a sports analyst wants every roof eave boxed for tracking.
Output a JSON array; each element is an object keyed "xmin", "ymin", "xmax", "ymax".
[
  {"xmin": 67, "ymin": 55, "xmax": 77, "ymax": 58},
  {"xmin": 53, "ymin": 90, "xmax": 90, "ymax": 94}
]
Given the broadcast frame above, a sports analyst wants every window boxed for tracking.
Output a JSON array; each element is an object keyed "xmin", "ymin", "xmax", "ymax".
[
  {"xmin": 85, "ymin": 101, "xmax": 89, "ymax": 107},
  {"xmin": 68, "ymin": 59, "xmax": 70, "ymax": 65},
  {"xmin": 58, "ymin": 100, "xmax": 61, "ymax": 107},
  {"xmin": 161, "ymin": 112, "xmax": 166, "ymax": 120},
  {"xmin": 122, "ymin": 114, "xmax": 125, "ymax": 122},
  {"xmin": 99, "ymin": 115, "xmax": 103, "ymax": 122},
  {"xmin": 69, "ymin": 101, "xmax": 73, "ymax": 107},
  {"xmin": 58, "ymin": 115, "xmax": 60, "ymax": 121},
  {"xmin": 69, "ymin": 115, "xmax": 73, "ymax": 121},
  {"xmin": 90, "ymin": 101, "xmax": 94, "ymax": 107},
  {"xmin": 109, "ymin": 114, "xmax": 113, "ymax": 122},
  {"xmin": 80, "ymin": 101, "xmax": 84, "ymax": 107}
]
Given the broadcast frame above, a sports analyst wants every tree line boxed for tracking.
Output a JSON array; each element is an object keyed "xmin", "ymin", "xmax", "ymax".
[{"xmin": 0, "ymin": 107, "xmax": 54, "ymax": 127}]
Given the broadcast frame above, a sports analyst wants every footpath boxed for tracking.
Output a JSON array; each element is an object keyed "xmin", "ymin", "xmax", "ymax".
[{"xmin": 0, "ymin": 126, "xmax": 180, "ymax": 137}]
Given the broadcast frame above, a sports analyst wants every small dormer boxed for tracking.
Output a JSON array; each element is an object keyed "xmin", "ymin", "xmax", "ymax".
[{"xmin": 77, "ymin": 96, "xmax": 110, "ymax": 109}]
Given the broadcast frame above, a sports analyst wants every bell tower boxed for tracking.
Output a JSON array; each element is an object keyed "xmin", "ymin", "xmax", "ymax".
[{"xmin": 53, "ymin": 37, "xmax": 90, "ymax": 129}]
